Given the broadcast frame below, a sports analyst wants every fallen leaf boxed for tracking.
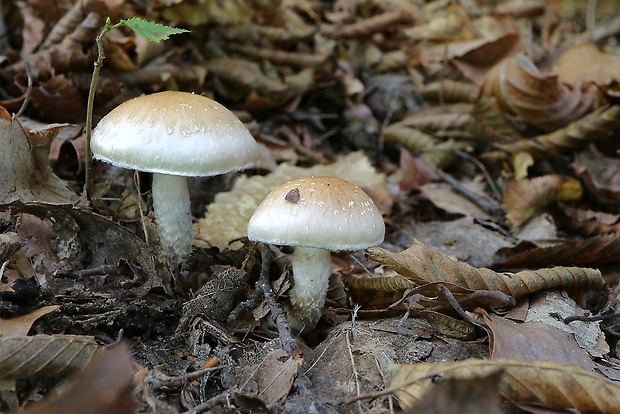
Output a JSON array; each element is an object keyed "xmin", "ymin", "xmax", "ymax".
[
  {"xmin": 20, "ymin": 342, "xmax": 135, "ymax": 414},
  {"xmin": 390, "ymin": 358, "xmax": 620, "ymax": 412},
  {"xmin": 0, "ymin": 334, "xmax": 104, "ymax": 379},
  {"xmin": 0, "ymin": 305, "xmax": 59, "ymax": 337}
]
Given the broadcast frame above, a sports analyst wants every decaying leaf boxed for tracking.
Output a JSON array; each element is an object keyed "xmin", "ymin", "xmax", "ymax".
[
  {"xmin": 20, "ymin": 343, "xmax": 135, "ymax": 414},
  {"xmin": 0, "ymin": 106, "xmax": 78, "ymax": 205},
  {"xmin": 389, "ymin": 359, "xmax": 620, "ymax": 412},
  {"xmin": 573, "ymin": 145, "xmax": 620, "ymax": 209},
  {"xmin": 408, "ymin": 369, "xmax": 503, "ymax": 414},
  {"xmin": 504, "ymin": 175, "xmax": 582, "ymax": 228},
  {"xmin": 493, "ymin": 233, "xmax": 620, "ymax": 268},
  {"xmin": 0, "ymin": 305, "xmax": 59, "ymax": 337},
  {"xmin": 366, "ymin": 241, "xmax": 605, "ymax": 299},
  {"xmin": 497, "ymin": 104, "xmax": 620, "ymax": 158},
  {"xmin": 233, "ymin": 345, "xmax": 303, "ymax": 405},
  {"xmin": 0, "ymin": 334, "xmax": 104, "ymax": 379},
  {"xmin": 555, "ymin": 42, "xmax": 620, "ymax": 86},
  {"xmin": 481, "ymin": 54, "xmax": 596, "ymax": 131}
]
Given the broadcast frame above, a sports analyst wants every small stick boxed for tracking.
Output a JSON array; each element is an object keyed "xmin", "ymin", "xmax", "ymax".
[{"xmin": 256, "ymin": 244, "xmax": 299, "ymax": 356}]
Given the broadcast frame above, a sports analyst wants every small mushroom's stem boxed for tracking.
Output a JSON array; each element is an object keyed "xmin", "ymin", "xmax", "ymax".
[
  {"xmin": 151, "ymin": 173, "xmax": 193, "ymax": 264},
  {"xmin": 290, "ymin": 246, "xmax": 332, "ymax": 326}
]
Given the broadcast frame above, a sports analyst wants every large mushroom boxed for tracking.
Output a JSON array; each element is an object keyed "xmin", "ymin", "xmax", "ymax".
[
  {"xmin": 247, "ymin": 176, "xmax": 385, "ymax": 326},
  {"xmin": 91, "ymin": 91, "xmax": 259, "ymax": 264}
]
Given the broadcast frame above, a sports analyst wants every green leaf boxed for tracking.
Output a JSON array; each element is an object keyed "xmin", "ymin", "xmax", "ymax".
[{"xmin": 120, "ymin": 17, "xmax": 189, "ymax": 42}]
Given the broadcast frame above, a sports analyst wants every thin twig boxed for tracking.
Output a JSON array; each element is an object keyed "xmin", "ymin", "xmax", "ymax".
[
  {"xmin": 437, "ymin": 284, "xmax": 483, "ymax": 328},
  {"xmin": 256, "ymin": 244, "xmax": 299, "ymax": 356}
]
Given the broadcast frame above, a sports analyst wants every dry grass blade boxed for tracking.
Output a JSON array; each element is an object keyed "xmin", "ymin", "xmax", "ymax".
[
  {"xmin": 481, "ymin": 54, "xmax": 596, "ymax": 131},
  {"xmin": 497, "ymin": 104, "xmax": 620, "ymax": 158},
  {"xmin": 366, "ymin": 241, "xmax": 605, "ymax": 299},
  {"xmin": 0, "ymin": 334, "xmax": 103, "ymax": 379},
  {"xmin": 389, "ymin": 359, "xmax": 620, "ymax": 412}
]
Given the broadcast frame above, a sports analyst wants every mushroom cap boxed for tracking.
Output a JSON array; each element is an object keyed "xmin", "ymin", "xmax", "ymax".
[
  {"xmin": 91, "ymin": 91, "xmax": 258, "ymax": 176},
  {"xmin": 248, "ymin": 176, "xmax": 385, "ymax": 251}
]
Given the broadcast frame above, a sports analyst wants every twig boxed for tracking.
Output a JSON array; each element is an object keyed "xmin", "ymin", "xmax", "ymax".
[
  {"xmin": 256, "ymin": 244, "xmax": 299, "ymax": 356},
  {"xmin": 437, "ymin": 284, "xmax": 483, "ymax": 328},
  {"xmin": 180, "ymin": 391, "xmax": 230, "ymax": 414},
  {"xmin": 564, "ymin": 313, "xmax": 619, "ymax": 324},
  {"xmin": 439, "ymin": 169, "xmax": 505, "ymax": 220}
]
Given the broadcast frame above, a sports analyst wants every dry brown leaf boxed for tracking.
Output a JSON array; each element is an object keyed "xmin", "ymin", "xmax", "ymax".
[
  {"xmin": 366, "ymin": 241, "xmax": 605, "ymax": 298},
  {"xmin": 504, "ymin": 175, "xmax": 583, "ymax": 228},
  {"xmin": 403, "ymin": 2, "xmax": 473, "ymax": 42},
  {"xmin": 0, "ymin": 305, "xmax": 59, "ymax": 337},
  {"xmin": 573, "ymin": 145, "xmax": 620, "ymax": 209},
  {"xmin": 497, "ymin": 104, "xmax": 620, "ymax": 158},
  {"xmin": 408, "ymin": 369, "xmax": 503, "ymax": 414},
  {"xmin": 481, "ymin": 54, "xmax": 596, "ymax": 131},
  {"xmin": 0, "ymin": 106, "xmax": 78, "ymax": 205},
  {"xmin": 555, "ymin": 42, "xmax": 620, "ymax": 86},
  {"xmin": 493, "ymin": 233, "xmax": 620, "ymax": 268},
  {"xmin": 20, "ymin": 343, "xmax": 135, "ymax": 414},
  {"xmin": 237, "ymin": 347, "xmax": 303, "ymax": 404},
  {"xmin": 390, "ymin": 358, "xmax": 620, "ymax": 412},
  {"xmin": 551, "ymin": 205, "xmax": 620, "ymax": 237},
  {"xmin": 321, "ymin": 10, "xmax": 408, "ymax": 38},
  {"xmin": 345, "ymin": 275, "xmax": 416, "ymax": 309},
  {"xmin": 0, "ymin": 334, "xmax": 104, "ymax": 379},
  {"xmin": 206, "ymin": 57, "xmax": 289, "ymax": 97}
]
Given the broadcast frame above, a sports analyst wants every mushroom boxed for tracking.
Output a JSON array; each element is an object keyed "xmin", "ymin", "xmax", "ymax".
[
  {"xmin": 91, "ymin": 91, "xmax": 259, "ymax": 264},
  {"xmin": 247, "ymin": 176, "xmax": 385, "ymax": 326}
]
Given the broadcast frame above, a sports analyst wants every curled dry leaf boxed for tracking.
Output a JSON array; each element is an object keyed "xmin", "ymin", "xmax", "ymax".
[
  {"xmin": 0, "ymin": 334, "xmax": 104, "ymax": 379},
  {"xmin": 481, "ymin": 54, "xmax": 596, "ymax": 131},
  {"xmin": 389, "ymin": 358, "xmax": 620, "ymax": 413},
  {"xmin": 504, "ymin": 175, "xmax": 582, "ymax": 228},
  {"xmin": 551, "ymin": 205, "xmax": 620, "ymax": 237},
  {"xmin": 321, "ymin": 10, "xmax": 407, "ymax": 39},
  {"xmin": 493, "ymin": 233, "xmax": 620, "ymax": 269},
  {"xmin": 497, "ymin": 104, "xmax": 620, "ymax": 158},
  {"xmin": 366, "ymin": 241, "xmax": 605, "ymax": 299}
]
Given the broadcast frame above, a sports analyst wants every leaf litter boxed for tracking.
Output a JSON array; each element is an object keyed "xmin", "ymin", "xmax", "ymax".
[{"xmin": 1, "ymin": 0, "xmax": 620, "ymax": 413}]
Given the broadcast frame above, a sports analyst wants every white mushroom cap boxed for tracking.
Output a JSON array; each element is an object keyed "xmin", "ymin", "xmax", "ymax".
[
  {"xmin": 91, "ymin": 91, "xmax": 258, "ymax": 175},
  {"xmin": 248, "ymin": 176, "xmax": 385, "ymax": 251}
]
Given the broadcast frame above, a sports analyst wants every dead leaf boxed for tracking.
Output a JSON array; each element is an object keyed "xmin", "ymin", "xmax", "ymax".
[
  {"xmin": 366, "ymin": 241, "xmax": 605, "ymax": 298},
  {"xmin": 0, "ymin": 334, "xmax": 104, "ymax": 379},
  {"xmin": 555, "ymin": 42, "xmax": 620, "ymax": 86},
  {"xmin": 0, "ymin": 305, "xmax": 59, "ymax": 337},
  {"xmin": 493, "ymin": 233, "xmax": 620, "ymax": 268},
  {"xmin": 504, "ymin": 174, "xmax": 582, "ymax": 228},
  {"xmin": 573, "ymin": 144, "xmax": 620, "ymax": 209},
  {"xmin": 481, "ymin": 54, "xmax": 597, "ymax": 131},
  {"xmin": 20, "ymin": 342, "xmax": 135, "ymax": 414},
  {"xmin": 390, "ymin": 358, "xmax": 620, "ymax": 412},
  {"xmin": 0, "ymin": 107, "xmax": 78, "ymax": 205},
  {"xmin": 497, "ymin": 104, "xmax": 620, "ymax": 158},
  {"xmin": 237, "ymin": 347, "xmax": 302, "ymax": 404}
]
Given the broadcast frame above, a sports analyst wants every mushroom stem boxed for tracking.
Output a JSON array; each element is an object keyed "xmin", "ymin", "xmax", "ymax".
[
  {"xmin": 290, "ymin": 246, "xmax": 332, "ymax": 326},
  {"xmin": 151, "ymin": 173, "xmax": 193, "ymax": 264}
]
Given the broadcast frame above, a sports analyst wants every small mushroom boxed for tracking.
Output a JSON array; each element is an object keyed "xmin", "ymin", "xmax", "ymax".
[
  {"xmin": 91, "ymin": 91, "xmax": 259, "ymax": 264},
  {"xmin": 247, "ymin": 176, "xmax": 385, "ymax": 326}
]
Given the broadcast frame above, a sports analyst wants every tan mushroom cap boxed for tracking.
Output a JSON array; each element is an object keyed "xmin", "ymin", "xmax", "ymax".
[
  {"xmin": 91, "ymin": 91, "xmax": 258, "ymax": 176},
  {"xmin": 248, "ymin": 176, "xmax": 385, "ymax": 251}
]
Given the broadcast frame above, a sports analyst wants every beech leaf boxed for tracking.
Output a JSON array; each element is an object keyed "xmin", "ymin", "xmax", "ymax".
[{"xmin": 119, "ymin": 17, "xmax": 189, "ymax": 42}]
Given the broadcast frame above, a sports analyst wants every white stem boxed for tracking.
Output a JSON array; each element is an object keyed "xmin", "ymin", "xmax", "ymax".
[
  {"xmin": 151, "ymin": 173, "xmax": 193, "ymax": 264},
  {"xmin": 290, "ymin": 246, "xmax": 332, "ymax": 326}
]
